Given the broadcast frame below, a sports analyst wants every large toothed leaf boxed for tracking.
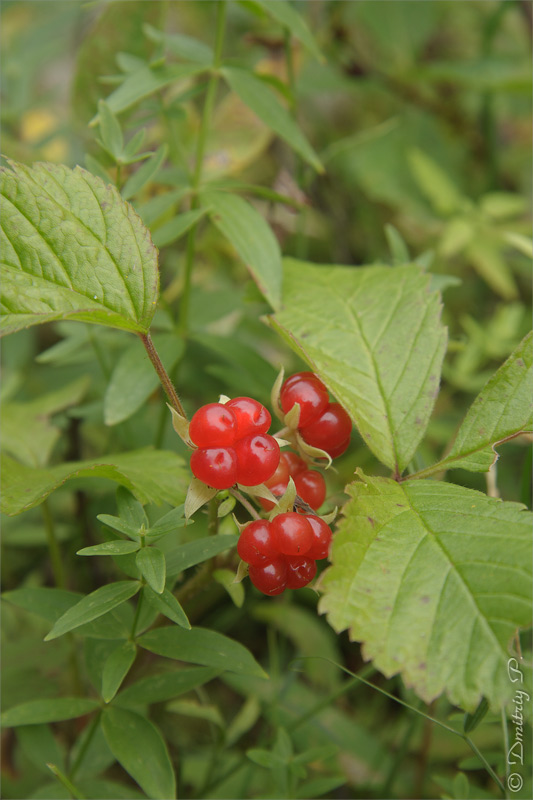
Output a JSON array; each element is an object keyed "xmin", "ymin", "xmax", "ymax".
[
  {"xmin": 1, "ymin": 449, "xmax": 188, "ymax": 516},
  {"xmin": 0, "ymin": 160, "xmax": 159, "ymax": 336},
  {"xmin": 269, "ymin": 259, "xmax": 447, "ymax": 473},
  {"xmin": 319, "ymin": 473, "xmax": 532, "ymax": 710},
  {"xmin": 418, "ymin": 331, "xmax": 533, "ymax": 476}
]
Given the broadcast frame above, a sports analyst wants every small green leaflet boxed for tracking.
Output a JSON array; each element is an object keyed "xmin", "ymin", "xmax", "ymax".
[
  {"xmin": 0, "ymin": 161, "xmax": 159, "ymax": 336},
  {"xmin": 116, "ymin": 666, "xmax": 218, "ymax": 707},
  {"xmin": 45, "ymin": 581, "xmax": 140, "ymax": 640},
  {"xmin": 101, "ymin": 706, "xmax": 176, "ymax": 800},
  {"xmin": 122, "ymin": 144, "xmax": 168, "ymax": 201},
  {"xmin": 101, "ymin": 642, "xmax": 137, "ymax": 703},
  {"xmin": 165, "ymin": 534, "xmax": 238, "ymax": 577},
  {"xmin": 249, "ymin": 0, "xmax": 323, "ymax": 62},
  {"xmin": 142, "ymin": 586, "xmax": 191, "ymax": 629},
  {"xmin": 152, "ymin": 208, "xmax": 207, "ymax": 249},
  {"xmin": 2, "ymin": 698, "xmax": 100, "ymax": 727},
  {"xmin": 77, "ymin": 541, "xmax": 140, "ymax": 557},
  {"xmin": 135, "ymin": 547, "xmax": 166, "ymax": 594},
  {"xmin": 270, "ymin": 259, "xmax": 447, "ymax": 473},
  {"xmin": 319, "ymin": 473, "xmax": 532, "ymax": 710}
]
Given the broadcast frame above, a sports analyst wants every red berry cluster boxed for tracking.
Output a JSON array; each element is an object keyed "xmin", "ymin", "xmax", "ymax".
[
  {"xmin": 238, "ymin": 513, "xmax": 332, "ymax": 595},
  {"xmin": 280, "ymin": 372, "xmax": 352, "ymax": 458},
  {"xmin": 189, "ymin": 398, "xmax": 280, "ymax": 490},
  {"xmin": 260, "ymin": 451, "xmax": 326, "ymax": 511}
]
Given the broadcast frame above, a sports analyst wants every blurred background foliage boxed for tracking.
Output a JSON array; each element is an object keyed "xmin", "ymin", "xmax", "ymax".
[{"xmin": 1, "ymin": 2, "xmax": 531, "ymax": 799}]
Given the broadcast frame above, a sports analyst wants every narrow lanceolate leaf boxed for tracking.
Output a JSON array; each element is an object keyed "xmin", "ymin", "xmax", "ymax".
[
  {"xmin": 2, "ymin": 698, "xmax": 100, "ymax": 727},
  {"xmin": 165, "ymin": 534, "xmax": 239, "ymax": 577},
  {"xmin": 251, "ymin": 0, "xmax": 323, "ymax": 62},
  {"xmin": 135, "ymin": 547, "xmax": 166, "ymax": 594},
  {"xmin": 45, "ymin": 581, "xmax": 140, "ymax": 640},
  {"xmin": 1, "ymin": 448, "xmax": 189, "ymax": 515},
  {"xmin": 201, "ymin": 191, "xmax": 282, "ymax": 311},
  {"xmin": 77, "ymin": 541, "xmax": 140, "ymax": 557},
  {"xmin": 142, "ymin": 586, "xmax": 191, "ymax": 629},
  {"xmin": 269, "ymin": 259, "xmax": 447, "ymax": 474},
  {"xmin": 122, "ymin": 144, "xmax": 168, "ymax": 201},
  {"xmin": 319, "ymin": 473, "xmax": 532, "ymax": 710},
  {"xmin": 222, "ymin": 67, "xmax": 323, "ymax": 173},
  {"xmin": 101, "ymin": 706, "xmax": 176, "ymax": 800},
  {"xmin": 116, "ymin": 666, "xmax": 219, "ymax": 707},
  {"xmin": 138, "ymin": 626, "xmax": 268, "ymax": 678},
  {"xmin": 0, "ymin": 161, "xmax": 159, "ymax": 336},
  {"xmin": 101, "ymin": 642, "xmax": 137, "ymax": 703},
  {"xmin": 417, "ymin": 332, "xmax": 533, "ymax": 476}
]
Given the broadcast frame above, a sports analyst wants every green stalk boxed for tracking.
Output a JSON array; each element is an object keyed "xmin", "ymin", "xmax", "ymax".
[
  {"xmin": 130, "ymin": 588, "xmax": 144, "ymax": 640},
  {"xmin": 139, "ymin": 331, "xmax": 186, "ymax": 417},
  {"xmin": 179, "ymin": 0, "xmax": 227, "ymax": 337},
  {"xmin": 42, "ymin": 499, "xmax": 65, "ymax": 589},
  {"xmin": 68, "ymin": 711, "xmax": 102, "ymax": 781}
]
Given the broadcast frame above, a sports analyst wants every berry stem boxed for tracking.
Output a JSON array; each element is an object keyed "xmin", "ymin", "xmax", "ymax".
[
  {"xmin": 139, "ymin": 331, "xmax": 187, "ymax": 417},
  {"xmin": 229, "ymin": 488, "xmax": 261, "ymax": 520}
]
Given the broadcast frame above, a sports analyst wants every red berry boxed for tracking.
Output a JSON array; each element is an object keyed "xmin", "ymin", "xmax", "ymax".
[
  {"xmin": 226, "ymin": 397, "xmax": 271, "ymax": 438},
  {"xmin": 249, "ymin": 560, "xmax": 287, "ymax": 595},
  {"xmin": 189, "ymin": 403, "xmax": 237, "ymax": 448},
  {"xmin": 280, "ymin": 372, "xmax": 329, "ymax": 427},
  {"xmin": 271, "ymin": 512, "xmax": 313, "ymax": 556},
  {"xmin": 306, "ymin": 515, "xmax": 332, "ymax": 560},
  {"xmin": 294, "ymin": 470, "xmax": 326, "ymax": 510},
  {"xmin": 327, "ymin": 437, "xmax": 351, "ymax": 459},
  {"xmin": 281, "ymin": 451, "xmax": 306, "ymax": 477},
  {"xmin": 285, "ymin": 556, "xmax": 317, "ymax": 589},
  {"xmin": 237, "ymin": 520, "xmax": 279, "ymax": 566},
  {"xmin": 235, "ymin": 434, "xmax": 280, "ymax": 486},
  {"xmin": 299, "ymin": 403, "xmax": 352, "ymax": 457},
  {"xmin": 259, "ymin": 480, "xmax": 288, "ymax": 512},
  {"xmin": 264, "ymin": 457, "xmax": 290, "ymax": 489},
  {"xmin": 190, "ymin": 447, "xmax": 237, "ymax": 489}
]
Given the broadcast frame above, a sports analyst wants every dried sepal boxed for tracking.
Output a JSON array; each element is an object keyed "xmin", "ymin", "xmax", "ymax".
[
  {"xmin": 218, "ymin": 394, "xmax": 231, "ymax": 405},
  {"xmin": 268, "ymin": 477, "xmax": 297, "ymax": 519},
  {"xmin": 283, "ymin": 402, "xmax": 301, "ymax": 430},
  {"xmin": 237, "ymin": 483, "xmax": 277, "ymax": 503},
  {"xmin": 167, "ymin": 403, "xmax": 193, "ymax": 448},
  {"xmin": 295, "ymin": 430, "xmax": 333, "ymax": 469},
  {"xmin": 273, "ymin": 436, "xmax": 292, "ymax": 449},
  {"xmin": 185, "ymin": 477, "xmax": 217, "ymax": 519},
  {"xmin": 233, "ymin": 559, "xmax": 249, "ymax": 584},
  {"xmin": 270, "ymin": 366, "xmax": 285, "ymax": 422}
]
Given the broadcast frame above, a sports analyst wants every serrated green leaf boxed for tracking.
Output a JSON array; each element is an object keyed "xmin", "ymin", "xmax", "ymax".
[
  {"xmin": 135, "ymin": 547, "xmax": 166, "ymax": 594},
  {"xmin": 102, "ymin": 642, "xmax": 137, "ymax": 702},
  {"xmin": 104, "ymin": 333, "xmax": 183, "ymax": 426},
  {"xmin": 152, "ymin": 208, "xmax": 207, "ymax": 248},
  {"xmin": 122, "ymin": 144, "xmax": 168, "ymax": 201},
  {"xmin": 2, "ymin": 698, "xmax": 100, "ymax": 727},
  {"xmin": 270, "ymin": 259, "xmax": 447, "ymax": 473},
  {"xmin": 222, "ymin": 67, "xmax": 323, "ymax": 172},
  {"xmin": 45, "ymin": 581, "xmax": 140, "ymax": 640},
  {"xmin": 116, "ymin": 666, "xmax": 218, "ymax": 707},
  {"xmin": 138, "ymin": 626, "xmax": 268, "ymax": 678},
  {"xmin": 251, "ymin": 0, "xmax": 323, "ymax": 62},
  {"xmin": 101, "ymin": 706, "xmax": 176, "ymax": 800},
  {"xmin": 77, "ymin": 541, "xmax": 140, "ymax": 557},
  {"xmin": 1, "ymin": 448, "xmax": 188, "ymax": 516},
  {"xmin": 142, "ymin": 586, "xmax": 190, "ymax": 629},
  {"xmin": 319, "ymin": 474, "xmax": 533, "ymax": 709},
  {"xmin": 420, "ymin": 332, "xmax": 533, "ymax": 475},
  {"xmin": 0, "ymin": 161, "xmax": 159, "ymax": 336},
  {"xmin": 201, "ymin": 191, "xmax": 282, "ymax": 310},
  {"xmin": 165, "ymin": 534, "xmax": 238, "ymax": 577},
  {"xmin": 98, "ymin": 100, "xmax": 124, "ymax": 160}
]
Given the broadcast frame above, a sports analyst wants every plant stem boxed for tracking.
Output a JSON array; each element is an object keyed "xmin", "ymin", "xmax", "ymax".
[
  {"xmin": 139, "ymin": 331, "xmax": 186, "ymax": 417},
  {"xmin": 68, "ymin": 711, "xmax": 102, "ymax": 781},
  {"xmin": 42, "ymin": 499, "xmax": 65, "ymax": 589},
  {"xmin": 229, "ymin": 488, "xmax": 261, "ymax": 520},
  {"xmin": 207, "ymin": 497, "xmax": 219, "ymax": 536},
  {"xmin": 130, "ymin": 588, "xmax": 144, "ymax": 640},
  {"xmin": 179, "ymin": 0, "xmax": 227, "ymax": 337}
]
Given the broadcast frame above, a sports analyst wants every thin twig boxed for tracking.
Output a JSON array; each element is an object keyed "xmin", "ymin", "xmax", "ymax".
[{"xmin": 139, "ymin": 331, "xmax": 186, "ymax": 417}]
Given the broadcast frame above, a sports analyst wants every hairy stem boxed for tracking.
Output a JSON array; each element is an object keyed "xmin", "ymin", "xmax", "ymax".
[{"xmin": 139, "ymin": 331, "xmax": 186, "ymax": 417}]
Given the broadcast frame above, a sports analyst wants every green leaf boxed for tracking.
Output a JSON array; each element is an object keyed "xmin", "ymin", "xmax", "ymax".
[
  {"xmin": 77, "ymin": 541, "xmax": 140, "ymax": 557},
  {"xmin": 201, "ymin": 191, "xmax": 282, "ymax": 311},
  {"xmin": 101, "ymin": 706, "xmax": 176, "ymax": 800},
  {"xmin": 165, "ymin": 534, "xmax": 238, "ymax": 577},
  {"xmin": 147, "ymin": 505, "xmax": 187, "ymax": 538},
  {"xmin": 116, "ymin": 485, "xmax": 148, "ymax": 529},
  {"xmin": 385, "ymin": 224, "xmax": 410, "ymax": 265},
  {"xmin": 138, "ymin": 626, "xmax": 268, "ymax": 678},
  {"xmin": 269, "ymin": 259, "xmax": 447, "ymax": 473},
  {"xmin": 421, "ymin": 332, "xmax": 533, "ymax": 475},
  {"xmin": 116, "ymin": 666, "xmax": 218, "ymax": 707},
  {"xmin": 466, "ymin": 238, "xmax": 518, "ymax": 300},
  {"xmin": 142, "ymin": 586, "xmax": 190, "ymax": 629},
  {"xmin": 1, "ymin": 448, "xmax": 188, "ymax": 515},
  {"xmin": 319, "ymin": 473, "xmax": 533, "ymax": 709},
  {"xmin": 151, "ymin": 208, "xmax": 207, "ymax": 249},
  {"xmin": 135, "ymin": 547, "xmax": 166, "ymax": 594},
  {"xmin": 122, "ymin": 144, "xmax": 168, "ymax": 201},
  {"xmin": 104, "ymin": 333, "xmax": 183, "ymax": 426},
  {"xmin": 143, "ymin": 23, "xmax": 213, "ymax": 64},
  {"xmin": 45, "ymin": 581, "xmax": 140, "ymax": 640},
  {"xmin": 102, "ymin": 641, "xmax": 137, "ymax": 702},
  {"xmin": 2, "ymin": 698, "xmax": 100, "ymax": 727},
  {"xmin": 213, "ymin": 568, "xmax": 244, "ymax": 608},
  {"xmin": 408, "ymin": 148, "xmax": 465, "ymax": 216},
  {"xmin": 98, "ymin": 100, "xmax": 124, "ymax": 160},
  {"xmin": 0, "ymin": 160, "xmax": 159, "ymax": 336},
  {"xmin": 222, "ymin": 67, "xmax": 323, "ymax": 173},
  {"xmin": 16, "ymin": 724, "xmax": 65, "ymax": 775},
  {"xmin": 96, "ymin": 514, "xmax": 141, "ymax": 540},
  {"xmin": 250, "ymin": 0, "xmax": 323, "ymax": 62},
  {"xmin": 463, "ymin": 697, "xmax": 489, "ymax": 733}
]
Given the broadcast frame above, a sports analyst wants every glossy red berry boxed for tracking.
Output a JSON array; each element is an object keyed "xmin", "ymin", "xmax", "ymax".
[
  {"xmin": 306, "ymin": 515, "xmax": 332, "ymax": 560},
  {"xmin": 264, "ymin": 457, "xmax": 290, "ymax": 489},
  {"xmin": 237, "ymin": 520, "xmax": 279, "ymax": 566},
  {"xmin": 190, "ymin": 447, "xmax": 237, "ymax": 489},
  {"xmin": 299, "ymin": 403, "xmax": 352, "ymax": 457},
  {"xmin": 326, "ymin": 437, "xmax": 351, "ymax": 459},
  {"xmin": 271, "ymin": 512, "xmax": 313, "ymax": 556},
  {"xmin": 189, "ymin": 403, "xmax": 237, "ymax": 448},
  {"xmin": 281, "ymin": 451, "xmax": 306, "ymax": 477},
  {"xmin": 294, "ymin": 470, "xmax": 326, "ymax": 510},
  {"xmin": 234, "ymin": 434, "xmax": 280, "ymax": 487},
  {"xmin": 258, "ymin": 481, "xmax": 288, "ymax": 512},
  {"xmin": 280, "ymin": 372, "xmax": 329, "ymax": 427},
  {"xmin": 226, "ymin": 397, "xmax": 271, "ymax": 438},
  {"xmin": 249, "ymin": 560, "xmax": 287, "ymax": 596},
  {"xmin": 285, "ymin": 556, "xmax": 317, "ymax": 589}
]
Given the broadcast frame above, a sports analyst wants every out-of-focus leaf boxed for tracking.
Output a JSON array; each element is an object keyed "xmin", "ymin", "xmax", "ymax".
[
  {"xmin": 122, "ymin": 144, "xmax": 168, "ymax": 200},
  {"xmin": 466, "ymin": 238, "xmax": 519, "ymax": 300},
  {"xmin": 151, "ymin": 208, "xmax": 207, "ymax": 248},
  {"xmin": 250, "ymin": 0, "xmax": 323, "ymax": 61},
  {"xmin": 408, "ymin": 148, "xmax": 464, "ymax": 216},
  {"xmin": 2, "ymin": 698, "xmax": 99, "ymax": 727},
  {"xmin": 143, "ymin": 23, "xmax": 213, "ymax": 63},
  {"xmin": 116, "ymin": 666, "xmax": 219, "ymax": 707}
]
